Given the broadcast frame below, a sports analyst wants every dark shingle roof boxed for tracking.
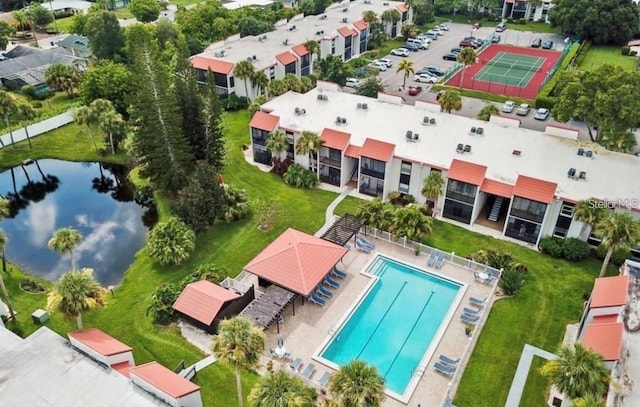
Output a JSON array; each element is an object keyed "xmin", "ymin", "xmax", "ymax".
[
  {"xmin": 0, "ymin": 46, "xmax": 81, "ymax": 85},
  {"xmin": 56, "ymin": 35, "xmax": 91, "ymax": 54}
]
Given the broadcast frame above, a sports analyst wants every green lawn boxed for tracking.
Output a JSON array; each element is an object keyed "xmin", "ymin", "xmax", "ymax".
[
  {"xmin": 47, "ymin": 16, "xmax": 75, "ymax": 33},
  {"xmin": 440, "ymin": 14, "xmax": 561, "ymax": 34},
  {"xmin": 113, "ymin": 6, "xmax": 135, "ymax": 20},
  {"xmin": 170, "ymin": 0, "xmax": 204, "ymax": 6},
  {"xmin": 577, "ymin": 45, "xmax": 638, "ymax": 71},
  {"xmin": 0, "ymin": 92, "xmax": 81, "ymax": 134}
]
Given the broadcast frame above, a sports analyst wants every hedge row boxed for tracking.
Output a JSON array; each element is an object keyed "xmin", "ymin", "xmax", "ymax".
[{"xmin": 534, "ymin": 42, "xmax": 582, "ymax": 109}]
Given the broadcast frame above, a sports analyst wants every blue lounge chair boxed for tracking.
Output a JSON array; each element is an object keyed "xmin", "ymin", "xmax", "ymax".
[
  {"xmin": 461, "ymin": 313, "xmax": 479, "ymax": 324},
  {"xmin": 439, "ymin": 355, "xmax": 460, "ymax": 366},
  {"xmin": 301, "ymin": 363, "xmax": 316, "ymax": 379},
  {"xmin": 426, "ymin": 251, "xmax": 437, "ymax": 267},
  {"xmin": 463, "ymin": 307, "xmax": 479, "ymax": 315},
  {"xmin": 318, "ymin": 371, "xmax": 332, "ymax": 387},
  {"xmin": 331, "ymin": 266, "xmax": 347, "ymax": 279},
  {"xmin": 325, "ymin": 275, "xmax": 341, "ymax": 289},
  {"xmin": 290, "ymin": 358, "xmax": 303, "ymax": 371},
  {"xmin": 469, "ymin": 296, "xmax": 487, "ymax": 306},
  {"xmin": 269, "ymin": 348, "xmax": 276, "ymax": 356},
  {"xmin": 434, "ymin": 361, "xmax": 456, "ymax": 377},
  {"xmin": 317, "ymin": 285, "xmax": 333, "ymax": 298},
  {"xmin": 357, "ymin": 236, "xmax": 375, "ymax": 249},
  {"xmin": 309, "ymin": 292, "xmax": 326, "ymax": 306},
  {"xmin": 355, "ymin": 241, "xmax": 372, "ymax": 253},
  {"xmin": 434, "ymin": 255, "xmax": 445, "ymax": 269}
]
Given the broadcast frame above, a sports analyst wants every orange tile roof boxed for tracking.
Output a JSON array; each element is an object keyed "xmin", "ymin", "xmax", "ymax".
[
  {"xmin": 480, "ymin": 178, "xmax": 514, "ymax": 198},
  {"xmin": 360, "ymin": 138, "xmax": 395, "ymax": 162},
  {"xmin": 68, "ymin": 328, "xmax": 132, "ymax": 356},
  {"xmin": 396, "ymin": 4, "xmax": 409, "ymax": 12},
  {"xmin": 111, "ymin": 361, "xmax": 132, "ymax": 378},
  {"xmin": 345, "ymin": 144, "xmax": 361, "ymax": 158},
  {"xmin": 244, "ymin": 228, "xmax": 348, "ymax": 296},
  {"xmin": 512, "ymin": 175, "xmax": 557, "ymax": 204},
  {"xmin": 172, "ymin": 281, "xmax": 240, "ymax": 325},
  {"xmin": 275, "ymin": 51, "xmax": 297, "ymax": 66},
  {"xmin": 582, "ymin": 322, "xmax": 624, "ymax": 361},
  {"xmin": 592, "ymin": 314, "xmax": 619, "ymax": 324},
  {"xmin": 130, "ymin": 362, "xmax": 200, "ymax": 399},
  {"xmin": 353, "ymin": 20, "xmax": 368, "ymax": 31},
  {"xmin": 338, "ymin": 27, "xmax": 353, "ymax": 37},
  {"xmin": 320, "ymin": 128, "xmax": 351, "ymax": 151},
  {"xmin": 249, "ymin": 111, "xmax": 279, "ymax": 132},
  {"xmin": 190, "ymin": 55, "xmax": 234, "ymax": 74},
  {"xmin": 292, "ymin": 43, "xmax": 310, "ymax": 56},
  {"xmin": 590, "ymin": 275, "xmax": 629, "ymax": 308},
  {"xmin": 447, "ymin": 159, "xmax": 487, "ymax": 186}
]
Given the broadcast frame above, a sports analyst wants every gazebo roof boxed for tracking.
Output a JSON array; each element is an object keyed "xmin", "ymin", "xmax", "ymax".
[
  {"xmin": 244, "ymin": 228, "xmax": 348, "ymax": 296},
  {"xmin": 320, "ymin": 213, "xmax": 363, "ymax": 246}
]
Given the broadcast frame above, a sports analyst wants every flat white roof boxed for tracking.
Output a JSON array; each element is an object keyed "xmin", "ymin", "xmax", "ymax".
[
  {"xmin": 199, "ymin": 0, "xmax": 407, "ymax": 70},
  {"xmin": 0, "ymin": 327, "xmax": 161, "ymax": 406},
  {"xmin": 224, "ymin": 0, "xmax": 274, "ymax": 10},
  {"xmin": 260, "ymin": 85, "xmax": 640, "ymax": 204},
  {"xmin": 45, "ymin": 0, "xmax": 93, "ymax": 11}
]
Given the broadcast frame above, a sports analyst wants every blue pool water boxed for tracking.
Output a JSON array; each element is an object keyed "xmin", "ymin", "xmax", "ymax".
[{"xmin": 320, "ymin": 255, "xmax": 461, "ymax": 396}]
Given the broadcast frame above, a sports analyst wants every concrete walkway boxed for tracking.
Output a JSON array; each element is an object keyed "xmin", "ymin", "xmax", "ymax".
[
  {"xmin": 505, "ymin": 344, "xmax": 557, "ymax": 407},
  {"xmin": 313, "ymin": 187, "xmax": 353, "ymax": 237},
  {"xmin": 0, "ymin": 110, "xmax": 74, "ymax": 149}
]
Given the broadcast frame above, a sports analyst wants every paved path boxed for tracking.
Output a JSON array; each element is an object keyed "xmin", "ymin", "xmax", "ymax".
[
  {"xmin": 324, "ymin": 187, "xmax": 353, "ymax": 225},
  {"xmin": 505, "ymin": 344, "xmax": 557, "ymax": 407},
  {"xmin": 0, "ymin": 110, "xmax": 74, "ymax": 149}
]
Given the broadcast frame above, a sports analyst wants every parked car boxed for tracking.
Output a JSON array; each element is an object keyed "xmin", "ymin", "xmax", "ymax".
[
  {"xmin": 443, "ymin": 52, "xmax": 458, "ymax": 61},
  {"xmin": 390, "ymin": 48, "xmax": 409, "ymax": 57},
  {"xmin": 459, "ymin": 39, "xmax": 480, "ymax": 49},
  {"xmin": 378, "ymin": 58, "xmax": 393, "ymax": 68},
  {"xmin": 501, "ymin": 100, "xmax": 516, "ymax": 113},
  {"xmin": 542, "ymin": 40, "xmax": 554, "ymax": 49},
  {"xmin": 344, "ymin": 78, "xmax": 362, "ymax": 88},
  {"xmin": 430, "ymin": 28, "xmax": 443, "ymax": 36},
  {"xmin": 534, "ymin": 108, "xmax": 550, "ymax": 120},
  {"xmin": 420, "ymin": 66, "xmax": 445, "ymax": 76},
  {"xmin": 491, "ymin": 34, "xmax": 501, "ymax": 43},
  {"xmin": 516, "ymin": 103, "xmax": 530, "ymax": 116},
  {"xmin": 425, "ymin": 32, "xmax": 438, "ymax": 40},
  {"xmin": 495, "ymin": 22, "xmax": 506, "ymax": 32},
  {"xmin": 450, "ymin": 47, "xmax": 462, "ymax": 54},
  {"xmin": 404, "ymin": 43, "xmax": 420, "ymax": 52},
  {"xmin": 408, "ymin": 86, "xmax": 423, "ymax": 96},
  {"xmin": 531, "ymin": 38, "xmax": 542, "ymax": 48},
  {"xmin": 438, "ymin": 23, "xmax": 450, "ymax": 31},
  {"xmin": 417, "ymin": 35, "xmax": 432, "ymax": 44},
  {"xmin": 370, "ymin": 61, "xmax": 388, "ymax": 71},
  {"xmin": 414, "ymin": 74, "xmax": 438, "ymax": 84},
  {"xmin": 473, "ymin": 21, "xmax": 481, "ymax": 29},
  {"xmin": 463, "ymin": 36, "xmax": 483, "ymax": 46}
]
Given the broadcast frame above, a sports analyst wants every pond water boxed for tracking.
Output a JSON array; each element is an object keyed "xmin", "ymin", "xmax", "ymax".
[{"xmin": 0, "ymin": 159, "xmax": 153, "ymax": 286}]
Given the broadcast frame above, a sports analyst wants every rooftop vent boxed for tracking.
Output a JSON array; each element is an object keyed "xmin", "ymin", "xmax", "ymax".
[
  {"xmin": 423, "ymin": 116, "xmax": 430, "ymax": 125},
  {"xmin": 577, "ymin": 148, "xmax": 584, "ymax": 156},
  {"xmin": 294, "ymin": 107, "xmax": 306, "ymax": 115},
  {"xmin": 319, "ymin": 14, "xmax": 327, "ymax": 20},
  {"xmin": 342, "ymin": 17, "xmax": 348, "ymax": 23},
  {"xmin": 288, "ymin": 24, "xmax": 296, "ymax": 31},
  {"xmin": 512, "ymin": 150, "xmax": 521, "ymax": 156},
  {"xmin": 258, "ymin": 35, "xmax": 267, "ymax": 41},
  {"xmin": 470, "ymin": 127, "xmax": 476, "ymax": 134},
  {"xmin": 476, "ymin": 127, "xmax": 484, "ymax": 135},
  {"xmin": 342, "ymin": 7, "xmax": 348, "ymax": 12},
  {"xmin": 579, "ymin": 171, "xmax": 586, "ymax": 180},
  {"xmin": 317, "ymin": 94, "xmax": 328, "ymax": 101},
  {"xmin": 456, "ymin": 143, "xmax": 464, "ymax": 153},
  {"xmin": 567, "ymin": 168, "xmax": 576, "ymax": 178},
  {"xmin": 316, "ymin": 30, "xmax": 325, "ymax": 36},
  {"xmin": 283, "ymin": 39, "xmax": 289, "ymax": 45},
  {"xmin": 585, "ymin": 150, "xmax": 593, "ymax": 158},
  {"xmin": 464, "ymin": 144, "xmax": 472, "ymax": 153},
  {"xmin": 336, "ymin": 116, "xmax": 347, "ymax": 124}
]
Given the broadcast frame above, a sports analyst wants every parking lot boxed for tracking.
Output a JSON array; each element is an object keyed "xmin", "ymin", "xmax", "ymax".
[{"xmin": 376, "ymin": 22, "xmax": 566, "ymax": 100}]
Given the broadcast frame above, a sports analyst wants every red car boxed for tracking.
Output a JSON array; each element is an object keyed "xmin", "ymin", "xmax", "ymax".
[{"xmin": 408, "ymin": 86, "xmax": 423, "ymax": 96}]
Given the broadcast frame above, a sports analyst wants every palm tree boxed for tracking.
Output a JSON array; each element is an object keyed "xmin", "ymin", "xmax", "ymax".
[
  {"xmin": 304, "ymin": 39, "xmax": 320, "ymax": 70},
  {"xmin": 294, "ymin": 131, "xmax": 322, "ymax": 177},
  {"xmin": 98, "ymin": 110, "xmax": 125, "ymax": 155},
  {"xmin": 212, "ymin": 316, "xmax": 265, "ymax": 407},
  {"xmin": 389, "ymin": 204, "xmax": 433, "ymax": 242},
  {"xmin": 594, "ymin": 212, "xmax": 640, "ymax": 277},
  {"xmin": 355, "ymin": 198, "xmax": 393, "ymax": 231},
  {"xmin": 0, "ymin": 229, "xmax": 17, "ymax": 322},
  {"xmin": 329, "ymin": 360, "xmax": 386, "ymax": 407},
  {"xmin": 265, "ymin": 130, "xmax": 289, "ymax": 166},
  {"xmin": 252, "ymin": 71, "xmax": 269, "ymax": 97},
  {"xmin": 248, "ymin": 369, "xmax": 315, "ymax": 407},
  {"xmin": 45, "ymin": 64, "xmax": 82, "ymax": 97},
  {"xmin": 15, "ymin": 101, "xmax": 36, "ymax": 149},
  {"xmin": 540, "ymin": 343, "xmax": 610, "ymax": 401},
  {"xmin": 477, "ymin": 103, "xmax": 500, "ymax": 121},
  {"xmin": 396, "ymin": 59, "xmax": 414, "ymax": 89},
  {"xmin": 421, "ymin": 171, "xmax": 445, "ymax": 212},
  {"xmin": 438, "ymin": 90, "xmax": 462, "ymax": 113},
  {"xmin": 74, "ymin": 105, "xmax": 99, "ymax": 151},
  {"xmin": 457, "ymin": 47, "xmax": 477, "ymax": 88},
  {"xmin": 234, "ymin": 60, "xmax": 256, "ymax": 102},
  {"xmin": 47, "ymin": 227, "xmax": 83, "ymax": 271},
  {"xmin": 0, "ymin": 90, "xmax": 18, "ymax": 147},
  {"xmin": 572, "ymin": 393, "xmax": 606, "ymax": 407},
  {"xmin": 48, "ymin": 268, "xmax": 104, "ymax": 329},
  {"xmin": 573, "ymin": 199, "xmax": 606, "ymax": 240},
  {"xmin": 362, "ymin": 10, "xmax": 377, "ymax": 24},
  {"xmin": 268, "ymin": 79, "xmax": 287, "ymax": 97},
  {"xmin": 381, "ymin": 9, "xmax": 401, "ymax": 24}
]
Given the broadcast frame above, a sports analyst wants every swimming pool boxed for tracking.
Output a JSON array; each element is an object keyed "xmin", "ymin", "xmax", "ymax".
[{"xmin": 318, "ymin": 255, "xmax": 463, "ymax": 400}]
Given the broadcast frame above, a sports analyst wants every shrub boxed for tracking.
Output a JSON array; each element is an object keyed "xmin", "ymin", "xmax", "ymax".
[
  {"xmin": 621, "ymin": 46, "xmax": 631, "ymax": 56},
  {"xmin": 283, "ymin": 164, "xmax": 319, "ymax": 188},
  {"xmin": 404, "ymin": 194, "xmax": 416, "ymax": 204},
  {"xmin": 562, "ymin": 238, "xmax": 590, "ymax": 261},
  {"xmin": 219, "ymin": 185, "xmax": 250, "ymax": 222},
  {"xmin": 487, "ymin": 250, "xmax": 513, "ymax": 270},
  {"xmin": 539, "ymin": 236, "xmax": 564, "ymax": 258},
  {"xmin": 21, "ymin": 85, "xmax": 36, "ymax": 99},
  {"xmin": 534, "ymin": 42, "xmax": 581, "ymax": 109},
  {"xmin": 596, "ymin": 245, "xmax": 629, "ymax": 267},
  {"xmin": 499, "ymin": 268, "xmax": 525, "ymax": 296},
  {"xmin": 147, "ymin": 217, "xmax": 196, "ymax": 266},
  {"xmin": 223, "ymin": 93, "xmax": 248, "ymax": 111},
  {"xmin": 31, "ymin": 101, "xmax": 43, "ymax": 108},
  {"xmin": 146, "ymin": 283, "xmax": 181, "ymax": 324},
  {"xmin": 630, "ymin": 50, "xmax": 638, "ymax": 56}
]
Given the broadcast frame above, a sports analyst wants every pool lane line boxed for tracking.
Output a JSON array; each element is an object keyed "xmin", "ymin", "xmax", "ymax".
[
  {"xmin": 382, "ymin": 289, "xmax": 436, "ymax": 379},
  {"xmin": 355, "ymin": 281, "xmax": 408, "ymax": 360}
]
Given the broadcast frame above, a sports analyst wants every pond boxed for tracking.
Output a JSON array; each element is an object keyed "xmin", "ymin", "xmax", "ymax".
[{"xmin": 0, "ymin": 159, "xmax": 154, "ymax": 286}]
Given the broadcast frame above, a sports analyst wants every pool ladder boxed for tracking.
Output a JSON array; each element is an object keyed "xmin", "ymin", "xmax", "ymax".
[
  {"xmin": 413, "ymin": 365, "xmax": 427, "ymax": 376},
  {"xmin": 328, "ymin": 325, "xmax": 337, "ymax": 336}
]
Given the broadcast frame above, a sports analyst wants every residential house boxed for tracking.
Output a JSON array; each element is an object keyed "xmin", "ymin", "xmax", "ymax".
[{"xmin": 56, "ymin": 34, "xmax": 92, "ymax": 59}]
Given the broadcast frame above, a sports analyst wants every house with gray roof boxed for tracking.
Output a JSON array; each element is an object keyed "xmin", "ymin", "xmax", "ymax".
[{"xmin": 57, "ymin": 34, "xmax": 92, "ymax": 59}]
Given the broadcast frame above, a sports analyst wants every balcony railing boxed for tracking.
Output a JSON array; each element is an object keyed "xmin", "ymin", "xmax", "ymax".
[
  {"xmin": 505, "ymin": 227, "xmax": 539, "ymax": 245},
  {"xmin": 320, "ymin": 156, "xmax": 341, "ymax": 168},
  {"xmin": 360, "ymin": 167, "xmax": 385, "ymax": 180},
  {"xmin": 510, "ymin": 208, "xmax": 545, "ymax": 224},
  {"xmin": 320, "ymin": 174, "xmax": 341, "ymax": 186},
  {"xmin": 445, "ymin": 190, "xmax": 476, "ymax": 205},
  {"xmin": 359, "ymin": 186, "xmax": 383, "ymax": 197}
]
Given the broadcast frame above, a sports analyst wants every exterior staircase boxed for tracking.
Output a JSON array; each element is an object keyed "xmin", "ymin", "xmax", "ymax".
[
  {"xmin": 350, "ymin": 165, "xmax": 358, "ymax": 182},
  {"xmin": 488, "ymin": 197, "xmax": 505, "ymax": 222}
]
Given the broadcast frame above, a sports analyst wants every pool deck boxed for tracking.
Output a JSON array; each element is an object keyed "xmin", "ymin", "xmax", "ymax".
[{"xmin": 262, "ymin": 237, "xmax": 496, "ymax": 406}]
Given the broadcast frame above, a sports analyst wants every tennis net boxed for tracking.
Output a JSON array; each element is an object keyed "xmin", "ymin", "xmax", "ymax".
[{"xmin": 482, "ymin": 59, "xmax": 541, "ymax": 72}]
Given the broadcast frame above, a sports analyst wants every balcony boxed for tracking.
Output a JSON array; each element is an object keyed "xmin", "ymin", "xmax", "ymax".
[
  {"xmin": 359, "ymin": 185, "xmax": 383, "ymax": 197},
  {"xmin": 445, "ymin": 190, "xmax": 476, "ymax": 205},
  {"xmin": 510, "ymin": 208, "xmax": 545, "ymax": 224},
  {"xmin": 360, "ymin": 167, "xmax": 385, "ymax": 180},
  {"xmin": 505, "ymin": 227, "xmax": 539, "ymax": 245},
  {"xmin": 320, "ymin": 174, "xmax": 340, "ymax": 186},
  {"xmin": 320, "ymin": 156, "xmax": 341, "ymax": 168}
]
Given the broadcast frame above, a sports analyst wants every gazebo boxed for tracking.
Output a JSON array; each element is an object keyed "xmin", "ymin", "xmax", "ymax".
[{"xmin": 320, "ymin": 213, "xmax": 363, "ymax": 246}]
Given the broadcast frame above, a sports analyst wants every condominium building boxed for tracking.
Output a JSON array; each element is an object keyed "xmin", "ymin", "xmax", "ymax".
[
  {"xmin": 190, "ymin": 0, "xmax": 412, "ymax": 99},
  {"xmin": 248, "ymin": 81, "xmax": 640, "ymax": 247},
  {"xmin": 497, "ymin": 0, "xmax": 554, "ymax": 22}
]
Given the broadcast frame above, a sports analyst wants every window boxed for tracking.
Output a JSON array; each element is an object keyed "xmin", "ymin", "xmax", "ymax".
[
  {"xmin": 328, "ymin": 148, "xmax": 341, "ymax": 161},
  {"xmin": 505, "ymin": 217, "xmax": 542, "ymax": 244},
  {"xmin": 331, "ymin": 39, "xmax": 336, "ymax": 55},
  {"xmin": 447, "ymin": 180, "xmax": 477, "ymax": 197},
  {"xmin": 344, "ymin": 35, "xmax": 353, "ymax": 61},
  {"xmin": 284, "ymin": 62, "xmax": 296, "ymax": 75},
  {"xmin": 286, "ymin": 132, "xmax": 294, "ymax": 160},
  {"xmin": 401, "ymin": 161, "xmax": 412, "ymax": 175},
  {"xmin": 560, "ymin": 203, "xmax": 575, "ymax": 218},
  {"xmin": 360, "ymin": 157, "xmax": 385, "ymax": 178},
  {"xmin": 443, "ymin": 199, "xmax": 473, "ymax": 224},
  {"xmin": 229, "ymin": 76, "xmax": 235, "ymax": 88},
  {"xmin": 510, "ymin": 197, "xmax": 547, "ymax": 223},
  {"xmin": 269, "ymin": 67, "xmax": 275, "ymax": 80}
]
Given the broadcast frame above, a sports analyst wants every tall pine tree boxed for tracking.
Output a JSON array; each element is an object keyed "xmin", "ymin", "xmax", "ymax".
[
  {"xmin": 202, "ymin": 72, "xmax": 226, "ymax": 171},
  {"xmin": 175, "ymin": 67, "xmax": 206, "ymax": 162},
  {"xmin": 130, "ymin": 34, "xmax": 193, "ymax": 192}
]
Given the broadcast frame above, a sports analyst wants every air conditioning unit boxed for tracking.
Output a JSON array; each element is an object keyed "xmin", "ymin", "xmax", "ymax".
[
  {"xmin": 413, "ymin": 133, "xmax": 419, "ymax": 141},
  {"xmin": 294, "ymin": 107, "xmax": 306, "ymax": 115},
  {"xmin": 464, "ymin": 144, "xmax": 471, "ymax": 153},
  {"xmin": 342, "ymin": 7, "xmax": 348, "ymax": 12},
  {"xmin": 246, "ymin": 57, "xmax": 252, "ymax": 61},
  {"xmin": 341, "ymin": 117, "xmax": 347, "ymax": 124},
  {"xmin": 429, "ymin": 118, "xmax": 435, "ymax": 125},
  {"xmin": 362, "ymin": 103, "xmax": 368, "ymax": 110},
  {"xmin": 319, "ymin": 14, "xmax": 327, "ymax": 20},
  {"xmin": 357, "ymin": 103, "xmax": 362, "ymax": 109},
  {"xmin": 456, "ymin": 143, "xmax": 464, "ymax": 153},
  {"xmin": 383, "ymin": 2, "xmax": 389, "ymax": 5},
  {"xmin": 317, "ymin": 94, "xmax": 328, "ymax": 101},
  {"xmin": 252, "ymin": 55, "xmax": 257, "ymax": 60},
  {"xmin": 585, "ymin": 150, "xmax": 593, "ymax": 158},
  {"xmin": 579, "ymin": 171, "xmax": 586, "ymax": 180},
  {"xmin": 423, "ymin": 116, "xmax": 430, "ymax": 124},
  {"xmin": 406, "ymin": 130, "xmax": 413, "ymax": 139},
  {"xmin": 567, "ymin": 168, "xmax": 577, "ymax": 178},
  {"xmin": 336, "ymin": 116, "xmax": 343, "ymax": 124},
  {"xmin": 470, "ymin": 127, "xmax": 476, "ymax": 134},
  {"xmin": 258, "ymin": 35, "xmax": 267, "ymax": 41},
  {"xmin": 476, "ymin": 127, "xmax": 483, "ymax": 135},
  {"xmin": 577, "ymin": 148, "xmax": 584, "ymax": 156}
]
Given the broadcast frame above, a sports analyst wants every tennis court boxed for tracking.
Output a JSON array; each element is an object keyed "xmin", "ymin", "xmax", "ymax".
[{"xmin": 474, "ymin": 52, "xmax": 545, "ymax": 87}]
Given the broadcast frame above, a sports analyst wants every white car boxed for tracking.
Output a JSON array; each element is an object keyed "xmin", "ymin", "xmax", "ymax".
[
  {"xmin": 438, "ymin": 23, "xmax": 450, "ymax": 31},
  {"xmin": 534, "ymin": 108, "xmax": 550, "ymax": 120},
  {"xmin": 516, "ymin": 103, "xmax": 530, "ymax": 116},
  {"xmin": 501, "ymin": 100, "xmax": 515, "ymax": 113},
  {"xmin": 378, "ymin": 58, "xmax": 393, "ymax": 68},
  {"xmin": 344, "ymin": 78, "xmax": 362, "ymax": 88},
  {"xmin": 431, "ymin": 28, "xmax": 444, "ymax": 36},
  {"xmin": 416, "ymin": 35, "xmax": 432, "ymax": 44},
  {"xmin": 370, "ymin": 61, "xmax": 388, "ymax": 71},
  {"xmin": 414, "ymin": 74, "xmax": 438, "ymax": 84},
  {"xmin": 390, "ymin": 48, "xmax": 409, "ymax": 57}
]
